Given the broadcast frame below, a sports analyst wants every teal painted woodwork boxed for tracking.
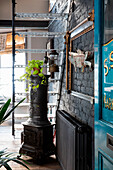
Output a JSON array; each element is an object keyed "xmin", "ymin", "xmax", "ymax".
[
  {"xmin": 102, "ymin": 40, "xmax": 113, "ymax": 124},
  {"xmin": 98, "ymin": 150, "xmax": 113, "ymax": 170},
  {"xmin": 95, "ymin": 0, "xmax": 113, "ymax": 169}
]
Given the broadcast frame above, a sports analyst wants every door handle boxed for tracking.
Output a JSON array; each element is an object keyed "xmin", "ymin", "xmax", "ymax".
[{"xmin": 107, "ymin": 133, "xmax": 113, "ymax": 151}]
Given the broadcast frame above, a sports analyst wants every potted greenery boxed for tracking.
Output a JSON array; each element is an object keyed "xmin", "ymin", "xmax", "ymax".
[
  {"xmin": 20, "ymin": 60, "xmax": 46, "ymax": 91},
  {"xmin": 0, "ymin": 98, "xmax": 29, "ymax": 170},
  {"xmin": 19, "ymin": 59, "xmax": 49, "ymax": 125}
]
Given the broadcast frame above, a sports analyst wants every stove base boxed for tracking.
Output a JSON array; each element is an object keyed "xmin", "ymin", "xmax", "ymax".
[{"xmin": 19, "ymin": 124, "xmax": 55, "ymax": 164}]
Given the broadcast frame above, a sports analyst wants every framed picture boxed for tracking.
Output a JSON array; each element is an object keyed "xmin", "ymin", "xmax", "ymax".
[{"xmin": 66, "ymin": 13, "xmax": 94, "ymax": 91}]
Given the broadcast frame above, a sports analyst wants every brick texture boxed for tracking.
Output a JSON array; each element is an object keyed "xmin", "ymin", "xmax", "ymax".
[{"xmin": 49, "ymin": 0, "xmax": 94, "ymax": 128}]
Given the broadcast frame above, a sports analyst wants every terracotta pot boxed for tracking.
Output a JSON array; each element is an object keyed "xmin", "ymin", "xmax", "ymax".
[
  {"xmin": 49, "ymin": 64, "xmax": 59, "ymax": 73},
  {"xmin": 33, "ymin": 67, "xmax": 40, "ymax": 75}
]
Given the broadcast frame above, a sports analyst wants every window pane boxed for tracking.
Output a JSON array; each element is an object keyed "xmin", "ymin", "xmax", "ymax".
[
  {"xmin": 0, "ymin": 54, "xmax": 12, "ymax": 99},
  {"xmin": 0, "ymin": 53, "xmax": 26, "ymax": 101},
  {"xmin": 0, "ymin": 68, "xmax": 12, "ymax": 99}
]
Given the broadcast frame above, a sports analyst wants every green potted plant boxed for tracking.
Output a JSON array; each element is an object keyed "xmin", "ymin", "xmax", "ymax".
[
  {"xmin": 20, "ymin": 60, "xmax": 46, "ymax": 91},
  {"xmin": 0, "ymin": 98, "xmax": 29, "ymax": 170},
  {"xmin": 0, "ymin": 148, "xmax": 29, "ymax": 170},
  {"xmin": 0, "ymin": 98, "xmax": 25, "ymax": 125}
]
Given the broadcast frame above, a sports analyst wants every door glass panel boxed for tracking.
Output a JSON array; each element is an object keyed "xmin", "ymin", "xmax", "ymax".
[
  {"xmin": 104, "ymin": 0, "xmax": 113, "ymax": 44},
  {"xmin": 102, "ymin": 0, "xmax": 113, "ymax": 124}
]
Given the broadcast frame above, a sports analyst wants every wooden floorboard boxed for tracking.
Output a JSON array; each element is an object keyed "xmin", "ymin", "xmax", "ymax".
[{"xmin": 0, "ymin": 125, "xmax": 62, "ymax": 170}]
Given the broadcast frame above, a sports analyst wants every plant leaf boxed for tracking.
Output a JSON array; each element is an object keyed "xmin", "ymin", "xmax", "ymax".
[
  {"xmin": 33, "ymin": 70, "xmax": 38, "ymax": 75},
  {"xmin": 5, "ymin": 152, "xmax": 14, "ymax": 158},
  {"xmin": 20, "ymin": 74, "xmax": 26, "ymax": 79},
  {"xmin": 40, "ymin": 61, "xmax": 44, "ymax": 65},
  {"xmin": 32, "ymin": 86, "xmax": 36, "ymax": 90},
  {"xmin": 36, "ymin": 84, "xmax": 39, "ymax": 88},
  {"xmin": 40, "ymin": 68, "xmax": 43, "ymax": 73},
  {"xmin": 0, "ymin": 148, "xmax": 7, "ymax": 153},
  {"xmin": 17, "ymin": 157, "xmax": 30, "ymax": 165},
  {"xmin": 2, "ymin": 98, "xmax": 25, "ymax": 122},
  {"xmin": 34, "ymin": 63, "xmax": 39, "ymax": 68},
  {"xmin": 12, "ymin": 159, "xmax": 30, "ymax": 169},
  {"xmin": 2, "ymin": 162, "xmax": 12, "ymax": 170},
  {"xmin": 38, "ymin": 73, "xmax": 44, "ymax": 77},
  {"xmin": 0, "ymin": 149, "xmax": 30, "ymax": 170},
  {"xmin": 25, "ymin": 88, "xmax": 28, "ymax": 92},
  {"xmin": 0, "ymin": 99, "xmax": 11, "ymax": 122}
]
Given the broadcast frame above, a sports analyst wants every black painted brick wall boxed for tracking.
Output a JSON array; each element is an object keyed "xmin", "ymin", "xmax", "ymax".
[
  {"xmin": 72, "ymin": 67, "xmax": 94, "ymax": 96},
  {"xmin": 68, "ymin": 0, "xmax": 93, "ymax": 30},
  {"xmin": 72, "ymin": 30, "xmax": 94, "ymax": 97},
  {"xmin": 49, "ymin": 0, "xmax": 94, "ymax": 128}
]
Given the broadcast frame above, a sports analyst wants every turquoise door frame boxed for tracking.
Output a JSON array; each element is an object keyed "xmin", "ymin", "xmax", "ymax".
[{"xmin": 95, "ymin": 0, "xmax": 113, "ymax": 169}]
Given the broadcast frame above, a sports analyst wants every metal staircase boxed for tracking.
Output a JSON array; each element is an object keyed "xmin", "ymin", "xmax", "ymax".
[{"xmin": 12, "ymin": 0, "xmax": 68, "ymax": 137}]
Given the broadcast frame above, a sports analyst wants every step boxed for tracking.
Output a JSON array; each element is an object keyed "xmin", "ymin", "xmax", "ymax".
[
  {"xmin": 14, "ymin": 102, "xmax": 29, "ymax": 106},
  {"xmin": 48, "ymin": 103, "xmax": 57, "ymax": 107},
  {"xmin": 48, "ymin": 78, "xmax": 60, "ymax": 82},
  {"xmin": 15, "ymin": 124, "xmax": 23, "ymax": 130},
  {"xmin": 15, "ymin": 114, "xmax": 29, "ymax": 119},
  {"xmin": 48, "ymin": 91, "xmax": 59, "ymax": 95},
  {"xmin": 15, "ymin": 92, "xmax": 29, "ymax": 95},
  {"xmin": 47, "ymin": 115, "xmax": 56, "ymax": 118},
  {"xmin": 16, "ymin": 91, "xmax": 59, "ymax": 95}
]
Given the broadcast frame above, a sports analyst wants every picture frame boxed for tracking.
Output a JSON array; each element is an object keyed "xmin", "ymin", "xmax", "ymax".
[{"xmin": 66, "ymin": 11, "xmax": 94, "ymax": 92}]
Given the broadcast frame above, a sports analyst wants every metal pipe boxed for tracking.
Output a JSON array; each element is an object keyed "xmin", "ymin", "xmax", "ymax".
[{"xmin": 12, "ymin": 0, "xmax": 16, "ymax": 136}]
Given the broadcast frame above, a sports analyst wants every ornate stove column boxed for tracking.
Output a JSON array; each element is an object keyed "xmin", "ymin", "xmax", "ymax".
[{"xmin": 19, "ymin": 75, "xmax": 55, "ymax": 164}]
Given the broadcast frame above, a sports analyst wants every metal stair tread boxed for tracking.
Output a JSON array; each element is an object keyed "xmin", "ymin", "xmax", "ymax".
[
  {"xmin": 48, "ymin": 103, "xmax": 57, "ymax": 106},
  {"xmin": 48, "ymin": 79, "xmax": 60, "ymax": 82},
  {"xmin": 15, "ymin": 114, "xmax": 29, "ymax": 118},
  {"xmin": 48, "ymin": 91, "xmax": 59, "ymax": 94},
  {"xmin": 15, "ymin": 124, "xmax": 23, "ymax": 130},
  {"xmin": 14, "ymin": 102, "xmax": 29, "ymax": 106}
]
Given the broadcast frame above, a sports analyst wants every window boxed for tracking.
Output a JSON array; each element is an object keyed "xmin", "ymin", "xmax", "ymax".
[{"xmin": 0, "ymin": 53, "xmax": 26, "ymax": 102}]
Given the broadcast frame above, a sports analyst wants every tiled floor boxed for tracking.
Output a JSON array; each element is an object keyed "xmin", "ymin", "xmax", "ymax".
[{"xmin": 0, "ymin": 126, "xmax": 62, "ymax": 170}]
